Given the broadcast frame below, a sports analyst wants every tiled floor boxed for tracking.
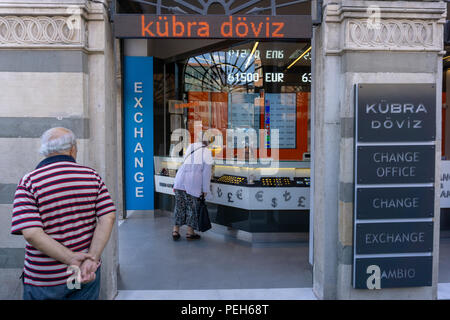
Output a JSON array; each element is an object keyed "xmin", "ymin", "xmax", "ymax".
[
  {"xmin": 115, "ymin": 288, "xmax": 317, "ymax": 300},
  {"xmin": 117, "ymin": 211, "xmax": 450, "ymax": 299},
  {"xmin": 439, "ymin": 238, "xmax": 450, "ymax": 283},
  {"xmin": 117, "ymin": 211, "xmax": 313, "ymax": 291}
]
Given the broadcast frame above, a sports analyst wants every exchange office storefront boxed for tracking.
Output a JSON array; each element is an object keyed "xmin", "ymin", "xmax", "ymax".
[
  {"xmin": 115, "ymin": 2, "xmax": 315, "ymax": 243},
  {"xmin": 0, "ymin": 0, "xmax": 446, "ymax": 301},
  {"xmin": 112, "ymin": 0, "xmax": 444, "ymax": 298}
]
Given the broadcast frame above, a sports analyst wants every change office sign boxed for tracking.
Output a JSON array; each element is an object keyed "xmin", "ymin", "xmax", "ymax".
[{"xmin": 356, "ymin": 145, "xmax": 435, "ymax": 185}]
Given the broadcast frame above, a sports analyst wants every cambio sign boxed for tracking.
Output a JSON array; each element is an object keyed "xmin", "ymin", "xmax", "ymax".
[{"xmin": 124, "ymin": 57, "xmax": 154, "ymax": 210}]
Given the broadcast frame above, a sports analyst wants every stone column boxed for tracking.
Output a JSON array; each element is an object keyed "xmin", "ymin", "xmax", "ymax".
[
  {"xmin": 445, "ymin": 69, "xmax": 450, "ymax": 157},
  {"xmin": 0, "ymin": 0, "xmax": 119, "ymax": 299},
  {"xmin": 312, "ymin": 0, "xmax": 446, "ymax": 299}
]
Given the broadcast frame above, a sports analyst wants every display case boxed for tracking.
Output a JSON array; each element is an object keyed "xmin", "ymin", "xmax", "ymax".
[
  {"xmin": 212, "ymin": 162, "xmax": 310, "ymax": 186},
  {"xmin": 154, "ymin": 156, "xmax": 183, "ymax": 195},
  {"xmin": 154, "ymin": 156, "xmax": 311, "ymax": 210},
  {"xmin": 208, "ymin": 161, "xmax": 310, "ymax": 210}
]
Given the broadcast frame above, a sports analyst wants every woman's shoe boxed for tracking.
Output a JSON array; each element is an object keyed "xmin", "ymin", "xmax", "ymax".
[
  {"xmin": 186, "ymin": 233, "xmax": 201, "ymax": 240},
  {"xmin": 172, "ymin": 231, "xmax": 180, "ymax": 241}
]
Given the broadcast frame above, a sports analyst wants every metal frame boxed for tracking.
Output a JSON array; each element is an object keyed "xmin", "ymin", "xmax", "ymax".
[
  {"xmin": 116, "ymin": 2, "xmax": 319, "ymax": 261},
  {"xmin": 115, "ymin": 0, "xmax": 312, "ymax": 15}
]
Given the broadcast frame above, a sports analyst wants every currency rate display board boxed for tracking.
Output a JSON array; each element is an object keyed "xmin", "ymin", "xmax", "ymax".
[
  {"xmin": 264, "ymin": 93, "xmax": 297, "ymax": 149},
  {"xmin": 353, "ymin": 84, "xmax": 436, "ymax": 289}
]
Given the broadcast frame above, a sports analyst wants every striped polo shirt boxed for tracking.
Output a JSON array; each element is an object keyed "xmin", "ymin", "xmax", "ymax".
[{"xmin": 11, "ymin": 155, "xmax": 116, "ymax": 287}]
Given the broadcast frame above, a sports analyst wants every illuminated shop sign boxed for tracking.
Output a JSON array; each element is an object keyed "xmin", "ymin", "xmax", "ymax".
[
  {"xmin": 114, "ymin": 15, "xmax": 312, "ymax": 39},
  {"xmin": 124, "ymin": 56, "xmax": 154, "ymax": 210},
  {"xmin": 353, "ymin": 83, "xmax": 436, "ymax": 290}
]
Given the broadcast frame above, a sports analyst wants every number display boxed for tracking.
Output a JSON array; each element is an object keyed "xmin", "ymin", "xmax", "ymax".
[
  {"xmin": 227, "ymin": 72, "xmax": 260, "ymax": 83},
  {"xmin": 227, "ymin": 49, "xmax": 261, "ymax": 59},
  {"xmin": 301, "ymin": 73, "xmax": 311, "ymax": 83}
]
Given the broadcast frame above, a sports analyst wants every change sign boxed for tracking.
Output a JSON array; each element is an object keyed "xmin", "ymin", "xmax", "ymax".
[
  {"xmin": 357, "ymin": 84, "xmax": 436, "ymax": 143},
  {"xmin": 356, "ymin": 187, "xmax": 434, "ymax": 220}
]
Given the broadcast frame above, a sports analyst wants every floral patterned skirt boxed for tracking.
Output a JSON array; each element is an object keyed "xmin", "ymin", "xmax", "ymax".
[{"xmin": 173, "ymin": 189, "xmax": 200, "ymax": 230}]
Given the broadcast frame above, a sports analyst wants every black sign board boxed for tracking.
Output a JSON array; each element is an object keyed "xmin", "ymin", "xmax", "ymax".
[
  {"xmin": 353, "ymin": 83, "xmax": 436, "ymax": 290},
  {"xmin": 357, "ymin": 145, "xmax": 435, "ymax": 184},
  {"xmin": 355, "ymin": 222, "xmax": 433, "ymax": 255},
  {"xmin": 357, "ymin": 84, "xmax": 436, "ymax": 143},
  {"xmin": 354, "ymin": 256, "xmax": 432, "ymax": 289},
  {"xmin": 356, "ymin": 187, "xmax": 435, "ymax": 220}
]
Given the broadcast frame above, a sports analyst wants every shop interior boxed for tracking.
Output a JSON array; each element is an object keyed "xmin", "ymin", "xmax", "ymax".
[
  {"xmin": 152, "ymin": 39, "xmax": 312, "ymax": 234},
  {"xmin": 441, "ymin": 47, "xmax": 450, "ymax": 234},
  {"xmin": 118, "ymin": 37, "xmax": 314, "ymax": 291},
  {"xmin": 113, "ymin": 0, "xmax": 450, "ymax": 292}
]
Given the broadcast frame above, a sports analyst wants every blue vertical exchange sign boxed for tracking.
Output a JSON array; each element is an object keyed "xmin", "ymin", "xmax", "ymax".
[{"xmin": 124, "ymin": 56, "xmax": 154, "ymax": 210}]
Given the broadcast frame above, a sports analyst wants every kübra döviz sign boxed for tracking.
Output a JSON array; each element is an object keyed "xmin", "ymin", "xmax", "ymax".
[
  {"xmin": 114, "ymin": 15, "xmax": 312, "ymax": 39},
  {"xmin": 356, "ymin": 84, "xmax": 436, "ymax": 143}
]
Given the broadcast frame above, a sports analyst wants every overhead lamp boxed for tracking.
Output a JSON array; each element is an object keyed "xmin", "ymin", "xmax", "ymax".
[
  {"xmin": 286, "ymin": 46, "xmax": 311, "ymax": 70},
  {"xmin": 244, "ymin": 41, "xmax": 259, "ymax": 69}
]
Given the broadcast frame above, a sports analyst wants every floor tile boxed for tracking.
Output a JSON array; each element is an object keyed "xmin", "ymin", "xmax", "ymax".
[{"xmin": 118, "ymin": 212, "xmax": 313, "ymax": 291}]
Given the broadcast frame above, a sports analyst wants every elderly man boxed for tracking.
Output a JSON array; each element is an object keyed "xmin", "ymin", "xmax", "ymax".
[{"xmin": 11, "ymin": 127, "xmax": 116, "ymax": 300}]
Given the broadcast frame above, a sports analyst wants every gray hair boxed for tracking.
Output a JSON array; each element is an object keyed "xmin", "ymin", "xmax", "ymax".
[{"xmin": 39, "ymin": 127, "xmax": 77, "ymax": 157}]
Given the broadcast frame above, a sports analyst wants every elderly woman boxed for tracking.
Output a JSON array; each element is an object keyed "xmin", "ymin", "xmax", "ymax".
[{"xmin": 172, "ymin": 140, "xmax": 213, "ymax": 240}]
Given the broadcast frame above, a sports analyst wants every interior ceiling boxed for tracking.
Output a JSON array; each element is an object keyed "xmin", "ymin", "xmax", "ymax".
[{"xmin": 116, "ymin": 0, "xmax": 311, "ymax": 15}]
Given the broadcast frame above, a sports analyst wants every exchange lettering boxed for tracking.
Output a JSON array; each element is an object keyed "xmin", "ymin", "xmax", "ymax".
[
  {"xmin": 365, "ymin": 232, "xmax": 425, "ymax": 244},
  {"xmin": 133, "ymin": 82, "xmax": 145, "ymax": 198}
]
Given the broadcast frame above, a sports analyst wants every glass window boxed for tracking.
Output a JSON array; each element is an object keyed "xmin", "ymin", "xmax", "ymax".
[{"xmin": 164, "ymin": 40, "xmax": 311, "ymax": 163}]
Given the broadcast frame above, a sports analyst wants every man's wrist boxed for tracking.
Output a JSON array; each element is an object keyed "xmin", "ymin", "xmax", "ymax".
[
  {"xmin": 89, "ymin": 252, "xmax": 101, "ymax": 263},
  {"xmin": 64, "ymin": 249, "xmax": 77, "ymax": 266}
]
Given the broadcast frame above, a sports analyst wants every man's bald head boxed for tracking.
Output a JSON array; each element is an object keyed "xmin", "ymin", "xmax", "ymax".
[{"xmin": 39, "ymin": 127, "xmax": 77, "ymax": 158}]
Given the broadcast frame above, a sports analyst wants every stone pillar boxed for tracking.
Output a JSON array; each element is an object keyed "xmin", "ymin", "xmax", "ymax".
[
  {"xmin": 312, "ymin": 0, "xmax": 445, "ymax": 299},
  {"xmin": 445, "ymin": 69, "xmax": 450, "ymax": 157},
  {"xmin": 0, "ymin": 0, "xmax": 119, "ymax": 299}
]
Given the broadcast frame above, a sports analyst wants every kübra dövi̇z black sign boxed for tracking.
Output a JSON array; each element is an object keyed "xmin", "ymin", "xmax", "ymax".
[{"xmin": 357, "ymin": 84, "xmax": 435, "ymax": 143}]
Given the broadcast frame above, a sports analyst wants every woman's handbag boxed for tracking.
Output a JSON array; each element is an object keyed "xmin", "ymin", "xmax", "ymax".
[{"xmin": 198, "ymin": 195, "xmax": 212, "ymax": 232}]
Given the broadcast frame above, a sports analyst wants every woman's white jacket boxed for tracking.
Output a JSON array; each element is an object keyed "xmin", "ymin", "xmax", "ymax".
[{"xmin": 173, "ymin": 142, "xmax": 213, "ymax": 198}]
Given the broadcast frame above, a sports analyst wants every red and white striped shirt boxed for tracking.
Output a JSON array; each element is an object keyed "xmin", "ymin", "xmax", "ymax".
[{"xmin": 11, "ymin": 155, "xmax": 116, "ymax": 287}]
